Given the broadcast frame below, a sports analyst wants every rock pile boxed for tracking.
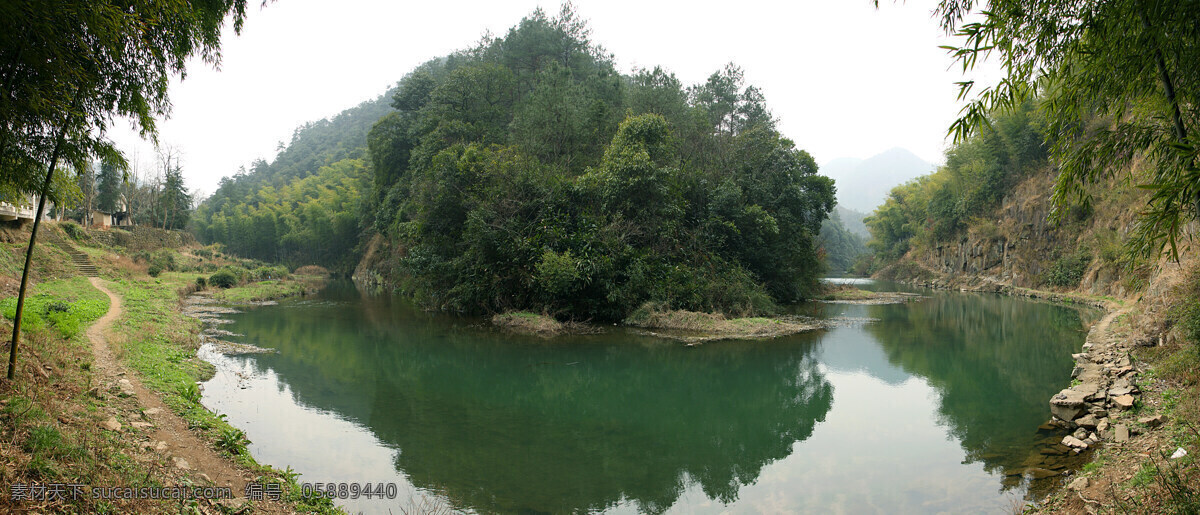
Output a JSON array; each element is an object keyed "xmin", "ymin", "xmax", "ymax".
[{"xmin": 1047, "ymin": 312, "xmax": 1147, "ymax": 452}]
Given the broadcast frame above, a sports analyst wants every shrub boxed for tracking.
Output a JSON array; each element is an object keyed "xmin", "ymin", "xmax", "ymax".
[
  {"xmin": 215, "ymin": 427, "xmax": 250, "ymax": 455},
  {"xmin": 1044, "ymin": 248, "xmax": 1092, "ymax": 287},
  {"xmin": 150, "ymin": 249, "xmax": 177, "ymax": 273},
  {"xmin": 208, "ymin": 270, "xmax": 237, "ymax": 289},
  {"xmin": 60, "ymin": 221, "xmax": 84, "ymax": 240},
  {"xmin": 252, "ymin": 265, "xmax": 289, "ymax": 281},
  {"xmin": 195, "ymin": 276, "xmax": 206, "ymax": 289},
  {"xmin": 147, "ymin": 263, "xmax": 163, "ymax": 277}
]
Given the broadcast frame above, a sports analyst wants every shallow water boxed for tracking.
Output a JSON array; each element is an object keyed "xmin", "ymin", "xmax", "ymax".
[{"xmin": 199, "ymin": 281, "xmax": 1095, "ymax": 514}]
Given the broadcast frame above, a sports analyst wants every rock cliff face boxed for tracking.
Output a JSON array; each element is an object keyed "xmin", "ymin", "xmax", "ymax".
[{"xmin": 883, "ymin": 168, "xmax": 1149, "ymax": 299}]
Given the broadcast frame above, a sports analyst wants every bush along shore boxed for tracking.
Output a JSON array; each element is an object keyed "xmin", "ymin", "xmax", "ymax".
[{"xmin": 0, "ymin": 222, "xmax": 338, "ymax": 513}]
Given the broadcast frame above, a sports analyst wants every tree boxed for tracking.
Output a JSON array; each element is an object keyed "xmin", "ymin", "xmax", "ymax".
[
  {"xmin": 1, "ymin": 0, "xmax": 256, "ymax": 380},
  {"xmin": 931, "ymin": 0, "xmax": 1200, "ymax": 260},
  {"xmin": 95, "ymin": 159, "xmax": 123, "ymax": 215},
  {"xmin": 159, "ymin": 164, "xmax": 192, "ymax": 231}
]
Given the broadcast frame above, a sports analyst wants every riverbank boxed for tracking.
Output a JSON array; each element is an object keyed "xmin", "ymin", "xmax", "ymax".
[
  {"xmin": 877, "ymin": 257, "xmax": 1200, "ymax": 512},
  {"xmin": 0, "ymin": 223, "xmax": 338, "ymax": 513},
  {"xmin": 816, "ymin": 284, "xmax": 924, "ymax": 305}
]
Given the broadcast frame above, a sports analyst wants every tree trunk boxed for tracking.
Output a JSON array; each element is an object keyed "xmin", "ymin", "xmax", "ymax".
[{"xmin": 7, "ymin": 131, "xmax": 69, "ymax": 380}]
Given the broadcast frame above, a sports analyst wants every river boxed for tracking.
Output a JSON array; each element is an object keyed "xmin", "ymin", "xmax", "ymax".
[{"xmin": 198, "ymin": 280, "xmax": 1096, "ymax": 514}]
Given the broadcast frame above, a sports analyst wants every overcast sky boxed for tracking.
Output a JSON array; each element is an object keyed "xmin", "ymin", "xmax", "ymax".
[{"xmin": 108, "ymin": 0, "xmax": 997, "ymax": 197}]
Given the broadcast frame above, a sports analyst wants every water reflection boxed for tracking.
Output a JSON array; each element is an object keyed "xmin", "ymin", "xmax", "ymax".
[
  {"xmin": 201, "ymin": 283, "xmax": 1093, "ymax": 514},
  {"xmin": 864, "ymin": 292, "xmax": 1096, "ymax": 489},
  {"xmin": 212, "ymin": 285, "xmax": 832, "ymax": 513}
]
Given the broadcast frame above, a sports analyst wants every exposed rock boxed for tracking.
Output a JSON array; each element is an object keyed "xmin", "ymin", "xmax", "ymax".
[
  {"xmin": 1114, "ymin": 424, "xmax": 1130, "ymax": 442},
  {"xmin": 143, "ymin": 407, "xmax": 162, "ymax": 416},
  {"xmin": 155, "ymin": 440, "xmax": 168, "ymax": 452},
  {"xmin": 1112, "ymin": 394, "xmax": 1136, "ymax": 410},
  {"xmin": 130, "ymin": 421, "xmax": 153, "ymax": 430},
  {"xmin": 1097, "ymin": 419, "xmax": 1110, "ymax": 433},
  {"xmin": 100, "ymin": 416, "xmax": 121, "ymax": 431},
  {"xmin": 1062, "ymin": 435, "xmax": 1089, "ymax": 449},
  {"xmin": 1051, "ymin": 388, "xmax": 1090, "ymax": 421},
  {"xmin": 1138, "ymin": 414, "xmax": 1167, "ymax": 428},
  {"xmin": 1076, "ymin": 414, "xmax": 1100, "ymax": 429},
  {"xmin": 1069, "ymin": 476, "xmax": 1090, "ymax": 491},
  {"xmin": 1108, "ymin": 385, "xmax": 1134, "ymax": 397},
  {"xmin": 1073, "ymin": 428, "xmax": 1089, "ymax": 440},
  {"xmin": 116, "ymin": 379, "xmax": 136, "ymax": 397},
  {"xmin": 172, "ymin": 457, "xmax": 190, "ymax": 470}
]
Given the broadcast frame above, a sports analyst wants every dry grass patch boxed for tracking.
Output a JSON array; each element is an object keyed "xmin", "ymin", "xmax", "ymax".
[
  {"xmin": 624, "ymin": 303, "xmax": 816, "ymax": 343},
  {"xmin": 492, "ymin": 312, "xmax": 564, "ymax": 336}
]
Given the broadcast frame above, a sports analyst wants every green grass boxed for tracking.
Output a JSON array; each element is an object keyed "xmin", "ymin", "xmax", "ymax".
[
  {"xmin": 1082, "ymin": 457, "xmax": 1105, "ymax": 475},
  {"xmin": 817, "ymin": 286, "xmax": 879, "ymax": 301},
  {"xmin": 0, "ymin": 276, "xmax": 109, "ymax": 338},
  {"xmin": 213, "ymin": 275, "xmax": 324, "ymax": 303}
]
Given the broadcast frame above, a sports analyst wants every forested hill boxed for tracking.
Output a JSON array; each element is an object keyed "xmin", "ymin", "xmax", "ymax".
[
  {"xmin": 191, "ymin": 91, "xmax": 396, "ymax": 270},
  {"xmin": 193, "ymin": 6, "xmax": 836, "ymax": 320}
]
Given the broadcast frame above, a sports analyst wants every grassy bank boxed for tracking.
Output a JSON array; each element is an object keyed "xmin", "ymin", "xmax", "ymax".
[
  {"xmin": 624, "ymin": 303, "xmax": 816, "ymax": 343},
  {"xmin": 816, "ymin": 284, "xmax": 923, "ymax": 304},
  {"xmin": 0, "ymin": 277, "xmax": 164, "ymax": 513},
  {"xmin": 104, "ymin": 272, "xmax": 337, "ymax": 513},
  {"xmin": 213, "ymin": 274, "xmax": 327, "ymax": 304},
  {"xmin": 0, "ymin": 223, "xmax": 338, "ymax": 513},
  {"xmin": 492, "ymin": 312, "xmax": 564, "ymax": 336}
]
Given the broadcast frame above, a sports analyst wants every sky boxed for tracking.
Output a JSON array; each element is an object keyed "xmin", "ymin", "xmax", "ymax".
[{"xmin": 108, "ymin": 0, "xmax": 999, "ymax": 197}]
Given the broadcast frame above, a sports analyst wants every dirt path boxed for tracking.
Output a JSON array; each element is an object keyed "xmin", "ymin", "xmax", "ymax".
[{"xmin": 86, "ymin": 277, "xmax": 285, "ymax": 512}]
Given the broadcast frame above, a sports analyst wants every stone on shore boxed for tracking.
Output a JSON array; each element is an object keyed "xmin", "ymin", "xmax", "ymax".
[
  {"xmin": 1112, "ymin": 394, "xmax": 1135, "ymax": 410},
  {"xmin": 1138, "ymin": 414, "xmax": 1167, "ymax": 428},
  {"xmin": 1062, "ymin": 435, "xmax": 1089, "ymax": 450},
  {"xmin": 1050, "ymin": 388, "xmax": 1090, "ymax": 421},
  {"xmin": 1069, "ymin": 476, "xmax": 1090, "ymax": 491},
  {"xmin": 1075, "ymin": 414, "xmax": 1099, "ymax": 429},
  {"xmin": 1114, "ymin": 424, "xmax": 1130, "ymax": 442}
]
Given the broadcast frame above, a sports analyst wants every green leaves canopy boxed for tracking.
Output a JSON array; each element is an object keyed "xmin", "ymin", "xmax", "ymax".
[{"xmin": 0, "ymin": 0, "xmax": 252, "ymax": 197}]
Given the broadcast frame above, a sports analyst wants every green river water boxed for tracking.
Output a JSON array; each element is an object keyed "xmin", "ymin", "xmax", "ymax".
[{"xmin": 198, "ymin": 280, "xmax": 1097, "ymax": 514}]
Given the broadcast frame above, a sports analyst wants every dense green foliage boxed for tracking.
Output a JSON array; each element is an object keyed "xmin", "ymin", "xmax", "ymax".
[
  {"xmin": 866, "ymin": 104, "xmax": 1046, "ymax": 260},
  {"xmin": 193, "ymin": 159, "xmax": 367, "ymax": 271},
  {"xmin": 933, "ymin": 0, "xmax": 1200, "ymax": 260},
  {"xmin": 0, "ymin": 0, "xmax": 250, "ymax": 203},
  {"xmin": 95, "ymin": 160, "xmax": 122, "ymax": 213},
  {"xmin": 364, "ymin": 9, "xmax": 832, "ymax": 319},
  {"xmin": 195, "ymin": 7, "xmax": 834, "ymax": 319},
  {"xmin": 208, "ymin": 270, "xmax": 237, "ymax": 289},
  {"xmin": 1043, "ymin": 248, "xmax": 1093, "ymax": 287},
  {"xmin": 192, "ymin": 91, "xmax": 392, "ymax": 269}
]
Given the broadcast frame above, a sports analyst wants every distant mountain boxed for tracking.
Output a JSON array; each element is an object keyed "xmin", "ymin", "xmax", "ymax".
[{"xmin": 821, "ymin": 148, "xmax": 936, "ymax": 213}]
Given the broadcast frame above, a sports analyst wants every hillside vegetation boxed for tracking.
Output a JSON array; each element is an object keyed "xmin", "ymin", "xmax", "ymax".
[{"xmin": 194, "ymin": 7, "xmax": 835, "ymax": 321}]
